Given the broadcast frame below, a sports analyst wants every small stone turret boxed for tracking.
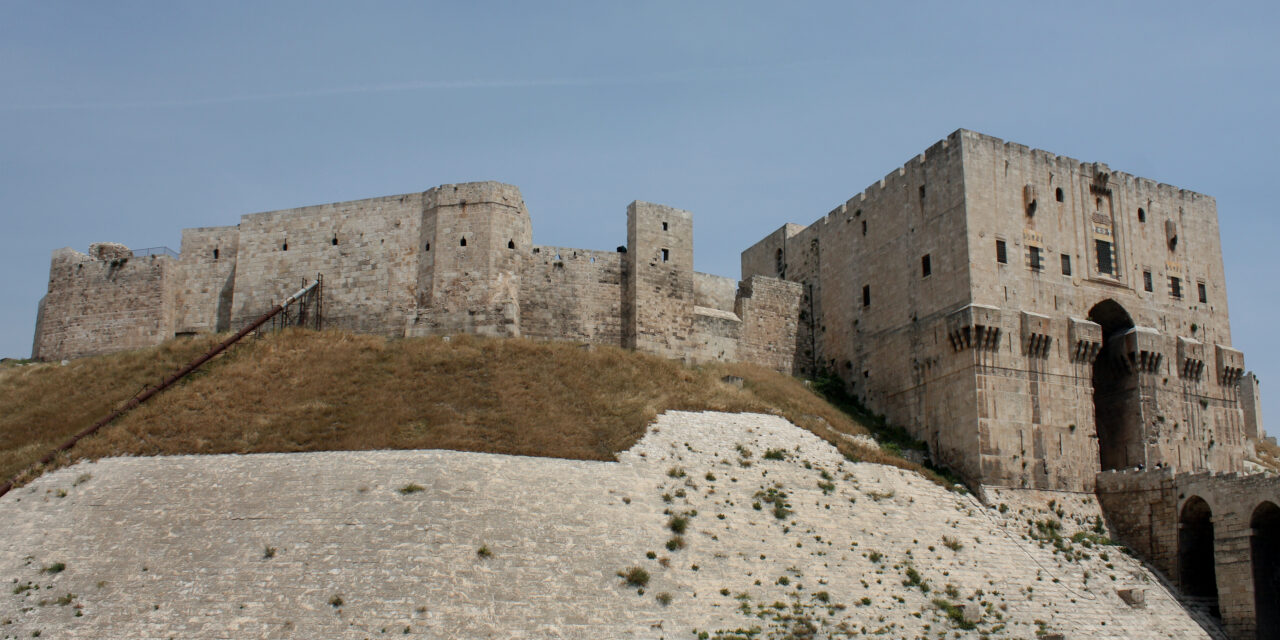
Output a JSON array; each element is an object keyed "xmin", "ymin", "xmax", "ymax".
[{"xmin": 415, "ymin": 181, "xmax": 532, "ymax": 336}]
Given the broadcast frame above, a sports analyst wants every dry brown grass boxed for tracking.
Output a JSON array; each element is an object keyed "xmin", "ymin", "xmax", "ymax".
[
  {"xmin": 2, "ymin": 329, "xmax": 949, "ymax": 489},
  {"xmin": 1255, "ymin": 439, "xmax": 1280, "ymax": 473},
  {"xmin": 0, "ymin": 335, "xmax": 225, "ymax": 485}
]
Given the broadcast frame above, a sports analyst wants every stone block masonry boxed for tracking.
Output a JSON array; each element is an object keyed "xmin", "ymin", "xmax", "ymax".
[
  {"xmin": 0, "ymin": 412, "xmax": 1217, "ymax": 639},
  {"xmin": 33, "ymin": 183, "xmax": 802, "ymax": 373}
]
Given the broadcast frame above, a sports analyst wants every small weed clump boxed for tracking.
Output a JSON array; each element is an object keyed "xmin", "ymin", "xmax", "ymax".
[
  {"xmin": 666, "ymin": 536, "xmax": 686, "ymax": 551},
  {"xmin": 398, "ymin": 483, "xmax": 425, "ymax": 495},
  {"xmin": 941, "ymin": 536, "xmax": 963, "ymax": 551},
  {"xmin": 262, "ymin": 546, "xmax": 277, "ymax": 559},
  {"xmin": 619, "ymin": 566, "xmax": 650, "ymax": 588},
  {"xmin": 41, "ymin": 563, "xmax": 65, "ymax": 575},
  {"xmin": 666, "ymin": 466, "xmax": 686, "ymax": 478},
  {"xmin": 762, "ymin": 448, "xmax": 788, "ymax": 461},
  {"xmin": 476, "ymin": 545, "xmax": 492, "ymax": 558},
  {"xmin": 668, "ymin": 515, "xmax": 689, "ymax": 534},
  {"xmin": 329, "ymin": 595, "xmax": 344, "ymax": 607},
  {"xmin": 932, "ymin": 598, "xmax": 976, "ymax": 630},
  {"xmin": 655, "ymin": 592, "xmax": 673, "ymax": 606}
]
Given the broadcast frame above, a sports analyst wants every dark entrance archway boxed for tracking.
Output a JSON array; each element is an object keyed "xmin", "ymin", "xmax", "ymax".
[
  {"xmin": 1180, "ymin": 496, "xmax": 1220, "ymax": 618},
  {"xmin": 1252, "ymin": 501, "xmax": 1280, "ymax": 639},
  {"xmin": 1088, "ymin": 299, "xmax": 1141, "ymax": 470}
]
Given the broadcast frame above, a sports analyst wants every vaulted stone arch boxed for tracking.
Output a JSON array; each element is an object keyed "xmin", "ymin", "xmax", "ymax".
[
  {"xmin": 1179, "ymin": 496, "xmax": 1220, "ymax": 618},
  {"xmin": 1088, "ymin": 299, "xmax": 1140, "ymax": 471},
  {"xmin": 1252, "ymin": 500, "xmax": 1280, "ymax": 639}
]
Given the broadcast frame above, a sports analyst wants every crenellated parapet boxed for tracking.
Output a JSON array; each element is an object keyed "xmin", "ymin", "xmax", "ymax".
[{"xmin": 946, "ymin": 304, "xmax": 1002, "ymax": 352}]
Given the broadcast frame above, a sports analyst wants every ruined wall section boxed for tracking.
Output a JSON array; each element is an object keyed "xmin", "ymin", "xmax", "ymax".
[
  {"xmin": 624, "ymin": 201, "xmax": 694, "ymax": 358},
  {"xmin": 735, "ymin": 276, "xmax": 803, "ymax": 374},
  {"xmin": 33, "ymin": 246, "xmax": 176, "ymax": 360},
  {"xmin": 694, "ymin": 272, "xmax": 738, "ymax": 312},
  {"xmin": 959, "ymin": 130, "xmax": 1246, "ymax": 489},
  {"xmin": 230, "ymin": 193, "xmax": 424, "ymax": 335},
  {"xmin": 174, "ymin": 225, "xmax": 239, "ymax": 335},
  {"xmin": 518, "ymin": 246, "xmax": 623, "ymax": 346},
  {"xmin": 409, "ymin": 182, "xmax": 531, "ymax": 337}
]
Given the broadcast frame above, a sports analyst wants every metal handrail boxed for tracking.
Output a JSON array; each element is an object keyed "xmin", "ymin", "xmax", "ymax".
[
  {"xmin": 130, "ymin": 246, "xmax": 180, "ymax": 259},
  {"xmin": 0, "ymin": 276, "xmax": 322, "ymax": 499}
]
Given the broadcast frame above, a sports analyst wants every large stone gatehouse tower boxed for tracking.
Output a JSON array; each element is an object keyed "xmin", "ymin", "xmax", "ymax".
[{"xmin": 744, "ymin": 129, "xmax": 1262, "ymax": 492}]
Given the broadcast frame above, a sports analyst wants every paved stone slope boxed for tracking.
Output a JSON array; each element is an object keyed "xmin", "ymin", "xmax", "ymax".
[{"xmin": 0, "ymin": 412, "xmax": 1212, "ymax": 639}]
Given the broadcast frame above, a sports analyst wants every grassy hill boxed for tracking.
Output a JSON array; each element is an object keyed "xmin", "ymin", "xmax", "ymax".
[{"xmin": 0, "ymin": 330, "xmax": 946, "ymax": 490}]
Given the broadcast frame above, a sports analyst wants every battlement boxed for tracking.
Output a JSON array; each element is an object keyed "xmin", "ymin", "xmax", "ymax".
[{"xmin": 424, "ymin": 181, "xmax": 526, "ymax": 210}]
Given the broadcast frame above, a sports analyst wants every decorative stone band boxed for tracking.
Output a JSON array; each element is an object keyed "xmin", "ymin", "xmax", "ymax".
[
  {"xmin": 1068, "ymin": 317, "xmax": 1102, "ymax": 363},
  {"xmin": 1177, "ymin": 336, "xmax": 1206, "ymax": 381},
  {"xmin": 1118, "ymin": 326, "xmax": 1165, "ymax": 373},
  {"xmin": 946, "ymin": 304, "xmax": 1002, "ymax": 352},
  {"xmin": 1215, "ymin": 344, "xmax": 1245, "ymax": 387},
  {"xmin": 1019, "ymin": 310, "xmax": 1053, "ymax": 359}
]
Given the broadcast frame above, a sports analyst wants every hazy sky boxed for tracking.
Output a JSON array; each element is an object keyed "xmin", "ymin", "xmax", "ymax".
[{"xmin": 2, "ymin": 1, "xmax": 1277, "ymax": 429}]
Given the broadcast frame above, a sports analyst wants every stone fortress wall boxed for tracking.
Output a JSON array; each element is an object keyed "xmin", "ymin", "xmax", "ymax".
[
  {"xmin": 744, "ymin": 129, "xmax": 1262, "ymax": 492},
  {"xmin": 32, "ymin": 182, "xmax": 803, "ymax": 374}
]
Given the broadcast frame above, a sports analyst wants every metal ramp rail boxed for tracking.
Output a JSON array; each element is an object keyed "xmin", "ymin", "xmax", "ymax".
[{"xmin": 0, "ymin": 276, "xmax": 323, "ymax": 499}]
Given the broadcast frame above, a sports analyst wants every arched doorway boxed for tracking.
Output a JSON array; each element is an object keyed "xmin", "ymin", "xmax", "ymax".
[
  {"xmin": 1252, "ymin": 501, "xmax": 1280, "ymax": 639},
  {"xmin": 1180, "ymin": 496, "xmax": 1220, "ymax": 618},
  {"xmin": 1088, "ymin": 299, "xmax": 1141, "ymax": 470}
]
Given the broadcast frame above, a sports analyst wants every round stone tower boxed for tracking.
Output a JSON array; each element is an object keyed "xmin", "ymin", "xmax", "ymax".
[{"xmin": 416, "ymin": 181, "xmax": 531, "ymax": 336}]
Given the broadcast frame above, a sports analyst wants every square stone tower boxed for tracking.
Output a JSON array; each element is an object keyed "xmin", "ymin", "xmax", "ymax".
[{"xmin": 744, "ymin": 129, "xmax": 1256, "ymax": 491}]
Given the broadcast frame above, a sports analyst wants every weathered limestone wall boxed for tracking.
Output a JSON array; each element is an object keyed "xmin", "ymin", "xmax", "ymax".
[
  {"xmin": 1240, "ymin": 372, "xmax": 1264, "ymax": 440},
  {"xmin": 735, "ymin": 275, "xmax": 803, "ymax": 374},
  {"xmin": 959, "ymin": 130, "xmax": 1247, "ymax": 488},
  {"xmin": 624, "ymin": 201, "xmax": 694, "ymax": 358},
  {"xmin": 230, "ymin": 193, "xmax": 424, "ymax": 335},
  {"xmin": 33, "ymin": 246, "xmax": 176, "ymax": 360},
  {"xmin": 518, "ymin": 245, "xmax": 623, "ymax": 345},
  {"xmin": 688, "ymin": 307, "xmax": 740, "ymax": 364},
  {"xmin": 174, "ymin": 226, "xmax": 239, "ymax": 335},
  {"xmin": 693, "ymin": 272, "xmax": 737, "ymax": 312}
]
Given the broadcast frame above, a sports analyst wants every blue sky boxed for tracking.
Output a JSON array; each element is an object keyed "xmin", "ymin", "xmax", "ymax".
[{"xmin": 2, "ymin": 1, "xmax": 1277, "ymax": 430}]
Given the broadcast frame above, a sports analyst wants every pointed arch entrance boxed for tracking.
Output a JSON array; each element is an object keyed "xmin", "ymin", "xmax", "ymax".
[
  {"xmin": 1253, "ymin": 501, "xmax": 1280, "ymax": 639},
  {"xmin": 1180, "ymin": 496, "xmax": 1220, "ymax": 618},
  {"xmin": 1088, "ymin": 299, "xmax": 1141, "ymax": 470}
]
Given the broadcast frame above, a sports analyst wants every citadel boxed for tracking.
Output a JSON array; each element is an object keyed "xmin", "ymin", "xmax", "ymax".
[{"xmin": 29, "ymin": 129, "xmax": 1280, "ymax": 637}]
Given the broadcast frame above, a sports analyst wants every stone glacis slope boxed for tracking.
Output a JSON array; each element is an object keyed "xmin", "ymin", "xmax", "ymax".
[{"xmin": 0, "ymin": 333, "xmax": 1216, "ymax": 638}]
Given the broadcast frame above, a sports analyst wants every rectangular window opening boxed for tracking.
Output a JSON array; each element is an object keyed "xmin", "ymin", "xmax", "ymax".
[
  {"xmin": 1095, "ymin": 239, "xmax": 1114, "ymax": 275},
  {"xmin": 1060, "ymin": 253, "xmax": 1072, "ymax": 276},
  {"xmin": 996, "ymin": 240, "xmax": 1007, "ymax": 264},
  {"xmin": 1170, "ymin": 276, "xmax": 1183, "ymax": 299},
  {"xmin": 662, "ymin": 221, "xmax": 668, "ymax": 231},
  {"xmin": 661, "ymin": 248, "xmax": 670, "ymax": 262},
  {"xmin": 921, "ymin": 254, "xmax": 932, "ymax": 277},
  {"xmin": 1143, "ymin": 270, "xmax": 1153, "ymax": 292},
  {"xmin": 1028, "ymin": 246, "xmax": 1043, "ymax": 271},
  {"xmin": 862, "ymin": 284, "xmax": 871, "ymax": 307},
  {"xmin": 1198, "ymin": 282, "xmax": 1207, "ymax": 303}
]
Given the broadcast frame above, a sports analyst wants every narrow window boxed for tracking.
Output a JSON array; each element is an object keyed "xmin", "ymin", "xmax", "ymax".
[
  {"xmin": 1095, "ymin": 240, "xmax": 1114, "ymax": 275},
  {"xmin": 1060, "ymin": 253, "xmax": 1072, "ymax": 276},
  {"xmin": 508, "ymin": 239, "xmax": 515, "ymax": 249},
  {"xmin": 425, "ymin": 243, "xmax": 430, "ymax": 251},
  {"xmin": 281, "ymin": 242, "xmax": 288, "ymax": 251},
  {"xmin": 1028, "ymin": 246, "xmax": 1043, "ymax": 271},
  {"xmin": 212, "ymin": 248, "xmax": 219, "ymax": 260},
  {"xmin": 1055, "ymin": 187, "xmax": 1064, "ymax": 202},
  {"xmin": 460, "ymin": 237, "xmax": 467, "ymax": 247},
  {"xmin": 862, "ymin": 285, "xmax": 871, "ymax": 307},
  {"xmin": 331, "ymin": 237, "xmax": 338, "ymax": 246},
  {"xmin": 662, "ymin": 221, "xmax": 668, "ymax": 231},
  {"xmin": 1170, "ymin": 276, "xmax": 1183, "ymax": 299},
  {"xmin": 861, "ymin": 220, "xmax": 867, "ymax": 236},
  {"xmin": 996, "ymin": 240, "xmax": 1007, "ymax": 264},
  {"xmin": 1198, "ymin": 282, "xmax": 1207, "ymax": 303},
  {"xmin": 918, "ymin": 185, "xmax": 926, "ymax": 199},
  {"xmin": 1138, "ymin": 207, "xmax": 1146, "ymax": 223},
  {"xmin": 1143, "ymin": 270, "xmax": 1153, "ymax": 292},
  {"xmin": 661, "ymin": 248, "xmax": 670, "ymax": 262},
  {"xmin": 921, "ymin": 254, "xmax": 932, "ymax": 277}
]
